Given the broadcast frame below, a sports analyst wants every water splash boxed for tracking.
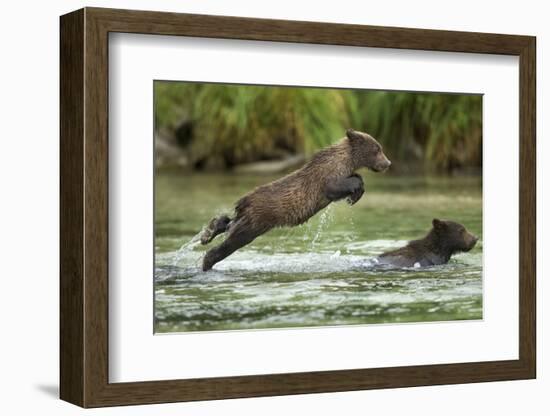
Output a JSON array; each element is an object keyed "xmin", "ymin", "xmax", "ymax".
[
  {"xmin": 345, "ymin": 214, "xmax": 356, "ymax": 247},
  {"xmin": 310, "ymin": 206, "xmax": 334, "ymax": 250},
  {"xmin": 171, "ymin": 231, "xmax": 203, "ymax": 267}
]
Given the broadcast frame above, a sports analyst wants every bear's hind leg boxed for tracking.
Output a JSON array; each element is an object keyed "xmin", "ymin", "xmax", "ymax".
[
  {"xmin": 200, "ymin": 215, "xmax": 232, "ymax": 245},
  {"xmin": 202, "ymin": 221, "xmax": 264, "ymax": 271}
]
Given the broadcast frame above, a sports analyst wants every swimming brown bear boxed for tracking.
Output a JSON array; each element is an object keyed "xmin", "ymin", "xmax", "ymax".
[
  {"xmin": 377, "ymin": 219, "xmax": 478, "ymax": 267},
  {"xmin": 200, "ymin": 129, "xmax": 391, "ymax": 271}
]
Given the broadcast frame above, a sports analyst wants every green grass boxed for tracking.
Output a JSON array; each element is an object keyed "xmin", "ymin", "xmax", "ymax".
[{"xmin": 155, "ymin": 82, "xmax": 482, "ymax": 172}]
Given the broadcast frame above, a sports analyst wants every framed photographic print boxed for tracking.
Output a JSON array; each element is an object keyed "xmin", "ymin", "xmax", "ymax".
[{"xmin": 60, "ymin": 7, "xmax": 536, "ymax": 408}]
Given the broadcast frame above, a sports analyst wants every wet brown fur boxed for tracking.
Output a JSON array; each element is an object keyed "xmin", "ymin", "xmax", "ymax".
[
  {"xmin": 236, "ymin": 141, "xmax": 354, "ymax": 228},
  {"xmin": 378, "ymin": 219, "xmax": 478, "ymax": 267},
  {"xmin": 201, "ymin": 129, "xmax": 390, "ymax": 270}
]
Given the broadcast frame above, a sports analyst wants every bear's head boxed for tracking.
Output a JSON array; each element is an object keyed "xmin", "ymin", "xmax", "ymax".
[
  {"xmin": 432, "ymin": 218, "xmax": 478, "ymax": 253},
  {"xmin": 346, "ymin": 129, "xmax": 391, "ymax": 172}
]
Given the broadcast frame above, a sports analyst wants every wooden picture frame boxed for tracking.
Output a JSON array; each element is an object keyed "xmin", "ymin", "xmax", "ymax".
[{"xmin": 60, "ymin": 7, "xmax": 536, "ymax": 408}]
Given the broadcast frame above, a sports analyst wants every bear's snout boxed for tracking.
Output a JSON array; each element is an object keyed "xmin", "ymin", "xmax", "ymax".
[
  {"xmin": 373, "ymin": 154, "xmax": 391, "ymax": 172},
  {"xmin": 465, "ymin": 234, "xmax": 478, "ymax": 251}
]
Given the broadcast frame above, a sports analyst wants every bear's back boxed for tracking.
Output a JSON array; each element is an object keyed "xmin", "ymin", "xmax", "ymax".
[{"xmin": 235, "ymin": 141, "xmax": 355, "ymax": 227}]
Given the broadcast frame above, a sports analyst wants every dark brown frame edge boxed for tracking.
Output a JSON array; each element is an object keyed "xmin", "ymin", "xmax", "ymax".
[{"xmin": 60, "ymin": 7, "xmax": 536, "ymax": 408}]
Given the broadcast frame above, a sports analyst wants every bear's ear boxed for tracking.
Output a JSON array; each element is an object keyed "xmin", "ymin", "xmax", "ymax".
[
  {"xmin": 346, "ymin": 129, "xmax": 362, "ymax": 142},
  {"xmin": 432, "ymin": 218, "xmax": 444, "ymax": 229}
]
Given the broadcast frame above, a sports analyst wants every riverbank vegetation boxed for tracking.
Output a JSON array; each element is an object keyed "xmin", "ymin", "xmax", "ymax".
[{"xmin": 154, "ymin": 81, "xmax": 482, "ymax": 173}]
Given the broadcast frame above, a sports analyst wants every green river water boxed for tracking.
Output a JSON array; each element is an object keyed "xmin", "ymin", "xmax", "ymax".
[{"xmin": 154, "ymin": 172, "xmax": 482, "ymax": 333}]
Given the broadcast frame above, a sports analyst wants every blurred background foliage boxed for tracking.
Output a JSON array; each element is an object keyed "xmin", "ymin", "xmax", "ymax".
[{"xmin": 154, "ymin": 81, "xmax": 482, "ymax": 174}]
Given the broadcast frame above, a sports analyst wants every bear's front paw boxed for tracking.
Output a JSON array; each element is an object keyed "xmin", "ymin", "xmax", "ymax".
[
  {"xmin": 346, "ymin": 187, "xmax": 364, "ymax": 205},
  {"xmin": 346, "ymin": 176, "xmax": 364, "ymax": 205}
]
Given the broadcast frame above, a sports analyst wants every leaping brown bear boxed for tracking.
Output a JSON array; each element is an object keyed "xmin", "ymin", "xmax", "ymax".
[{"xmin": 200, "ymin": 129, "xmax": 391, "ymax": 271}]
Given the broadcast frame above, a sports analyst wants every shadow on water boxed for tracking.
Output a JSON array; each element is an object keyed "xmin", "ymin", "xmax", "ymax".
[{"xmin": 154, "ymin": 173, "xmax": 483, "ymax": 333}]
